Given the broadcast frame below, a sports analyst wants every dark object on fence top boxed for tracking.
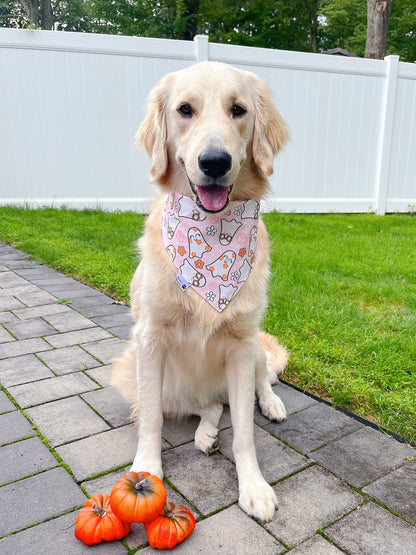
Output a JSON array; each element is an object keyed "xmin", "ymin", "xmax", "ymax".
[{"xmin": 322, "ymin": 47, "xmax": 358, "ymax": 57}]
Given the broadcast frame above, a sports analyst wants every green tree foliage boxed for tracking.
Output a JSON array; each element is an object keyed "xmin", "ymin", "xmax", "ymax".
[{"xmin": 1, "ymin": 0, "xmax": 415, "ymax": 62}]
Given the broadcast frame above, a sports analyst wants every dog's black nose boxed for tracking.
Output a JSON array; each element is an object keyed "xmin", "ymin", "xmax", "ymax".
[{"xmin": 198, "ymin": 150, "xmax": 232, "ymax": 179}]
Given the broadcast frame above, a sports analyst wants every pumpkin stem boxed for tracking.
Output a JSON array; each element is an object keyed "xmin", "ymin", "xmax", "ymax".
[
  {"xmin": 134, "ymin": 478, "xmax": 148, "ymax": 491},
  {"xmin": 92, "ymin": 504, "xmax": 107, "ymax": 517}
]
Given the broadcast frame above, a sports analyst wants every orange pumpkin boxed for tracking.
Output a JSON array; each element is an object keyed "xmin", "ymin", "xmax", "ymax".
[
  {"xmin": 110, "ymin": 471, "xmax": 167, "ymax": 523},
  {"xmin": 75, "ymin": 493, "xmax": 131, "ymax": 546},
  {"xmin": 144, "ymin": 501, "xmax": 196, "ymax": 549}
]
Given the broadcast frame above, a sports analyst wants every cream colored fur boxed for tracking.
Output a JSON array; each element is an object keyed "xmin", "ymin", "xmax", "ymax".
[{"xmin": 112, "ymin": 61, "xmax": 289, "ymax": 522}]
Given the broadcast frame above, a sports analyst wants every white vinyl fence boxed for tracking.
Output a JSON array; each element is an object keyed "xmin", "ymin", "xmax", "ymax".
[{"xmin": 0, "ymin": 28, "xmax": 415, "ymax": 214}]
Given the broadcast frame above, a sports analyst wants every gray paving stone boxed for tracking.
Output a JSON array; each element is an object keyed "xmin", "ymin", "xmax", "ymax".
[
  {"xmin": 13, "ymin": 303, "xmax": 72, "ymax": 320},
  {"xmin": 13, "ymin": 267, "xmax": 62, "ymax": 280},
  {"xmin": 0, "ymin": 337, "xmax": 52, "ymax": 360},
  {"xmin": 0, "ymin": 467, "xmax": 86, "ymax": 536},
  {"xmin": 363, "ymin": 461, "xmax": 416, "ymax": 524},
  {"xmin": 3, "ymin": 317, "xmax": 57, "ymax": 339},
  {"xmin": 14, "ymin": 289, "xmax": 58, "ymax": 307},
  {"xmin": 107, "ymin": 325, "xmax": 133, "ymax": 340},
  {"xmin": 26, "ymin": 396, "xmax": 110, "ymax": 447},
  {"xmin": 2, "ymin": 259, "xmax": 37, "ymax": 269},
  {"xmin": 265, "ymin": 402, "xmax": 363, "ymax": 453},
  {"xmin": 0, "ymin": 354, "xmax": 54, "ymax": 387},
  {"xmin": 0, "ymin": 245, "xmax": 26, "ymax": 258},
  {"xmin": 43, "ymin": 310, "xmax": 96, "ymax": 332},
  {"xmin": 160, "ymin": 409, "xmax": 232, "ymax": 447},
  {"xmin": 0, "ymin": 325, "xmax": 14, "ymax": 343},
  {"xmin": 8, "ymin": 372, "xmax": 99, "ymax": 408},
  {"xmin": 82, "ymin": 337, "xmax": 127, "ymax": 365},
  {"xmin": 29, "ymin": 276, "xmax": 78, "ymax": 288},
  {"xmin": 325, "ymin": 502, "xmax": 416, "ymax": 555},
  {"xmin": 289, "ymin": 535, "xmax": 344, "ymax": 554},
  {"xmin": 264, "ymin": 465, "xmax": 362, "ymax": 547},
  {"xmin": 86, "ymin": 364, "xmax": 113, "ymax": 386},
  {"xmin": 255, "ymin": 383, "xmax": 319, "ymax": 426},
  {"xmin": 0, "ymin": 411, "xmax": 34, "ymax": 444},
  {"xmin": 52, "ymin": 288, "xmax": 104, "ymax": 301},
  {"xmin": 0, "ymin": 511, "xmax": 127, "ymax": 554},
  {"xmin": 44, "ymin": 327, "xmax": 112, "ymax": 348},
  {"xmin": 311, "ymin": 426, "xmax": 415, "ymax": 487},
  {"xmin": 56, "ymin": 424, "xmax": 138, "ymax": 481},
  {"xmin": 81, "ymin": 387, "xmax": 133, "ymax": 427},
  {"xmin": 0, "ymin": 270, "xmax": 29, "ymax": 288},
  {"xmin": 162, "ymin": 443, "xmax": 239, "ymax": 515},
  {"xmin": 162, "ymin": 415, "xmax": 200, "ymax": 445},
  {"xmin": 75, "ymin": 302, "xmax": 129, "ymax": 318},
  {"xmin": 38, "ymin": 345, "xmax": 102, "ymax": 374},
  {"xmin": 69, "ymin": 294, "xmax": 117, "ymax": 310},
  {"xmin": 38, "ymin": 281, "xmax": 96, "ymax": 293},
  {"xmin": 0, "ymin": 390, "xmax": 15, "ymax": 413},
  {"xmin": 219, "ymin": 425, "xmax": 309, "ymax": 483},
  {"xmin": 0, "ymin": 311, "xmax": 18, "ymax": 324},
  {"xmin": 139, "ymin": 504, "xmax": 285, "ymax": 554},
  {"xmin": 0, "ymin": 283, "xmax": 38, "ymax": 295},
  {"xmin": 91, "ymin": 312, "xmax": 134, "ymax": 329},
  {"xmin": 0, "ymin": 436, "xmax": 58, "ymax": 485},
  {"xmin": 0, "ymin": 295, "xmax": 26, "ymax": 311}
]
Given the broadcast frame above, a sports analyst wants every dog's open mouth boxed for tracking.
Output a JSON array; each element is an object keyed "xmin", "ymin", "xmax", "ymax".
[{"xmin": 189, "ymin": 181, "xmax": 233, "ymax": 213}]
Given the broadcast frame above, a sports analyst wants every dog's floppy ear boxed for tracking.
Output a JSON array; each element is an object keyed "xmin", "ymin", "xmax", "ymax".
[
  {"xmin": 252, "ymin": 79, "xmax": 289, "ymax": 177},
  {"xmin": 136, "ymin": 76, "xmax": 171, "ymax": 183}
]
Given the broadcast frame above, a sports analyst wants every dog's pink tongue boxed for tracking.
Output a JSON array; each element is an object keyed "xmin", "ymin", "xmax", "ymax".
[{"xmin": 196, "ymin": 185, "xmax": 229, "ymax": 212}]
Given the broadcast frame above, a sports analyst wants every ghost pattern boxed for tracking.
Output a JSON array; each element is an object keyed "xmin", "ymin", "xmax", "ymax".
[
  {"xmin": 178, "ymin": 196, "xmax": 207, "ymax": 221},
  {"xmin": 167, "ymin": 213, "xmax": 180, "ymax": 240},
  {"xmin": 218, "ymin": 284, "xmax": 238, "ymax": 311},
  {"xmin": 248, "ymin": 226, "xmax": 258, "ymax": 257},
  {"xmin": 188, "ymin": 227, "xmax": 212, "ymax": 258},
  {"xmin": 166, "ymin": 245, "xmax": 176, "ymax": 262},
  {"xmin": 238, "ymin": 259, "xmax": 252, "ymax": 283},
  {"xmin": 219, "ymin": 218, "xmax": 242, "ymax": 246},
  {"xmin": 180, "ymin": 259, "xmax": 206, "ymax": 288},
  {"xmin": 242, "ymin": 199, "xmax": 260, "ymax": 220},
  {"xmin": 207, "ymin": 250, "xmax": 236, "ymax": 281}
]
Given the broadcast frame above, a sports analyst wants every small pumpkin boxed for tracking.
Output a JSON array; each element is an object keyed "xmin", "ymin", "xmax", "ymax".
[
  {"xmin": 110, "ymin": 471, "xmax": 167, "ymax": 523},
  {"xmin": 75, "ymin": 493, "xmax": 131, "ymax": 546},
  {"xmin": 144, "ymin": 501, "xmax": 196, "ymax": 549}
]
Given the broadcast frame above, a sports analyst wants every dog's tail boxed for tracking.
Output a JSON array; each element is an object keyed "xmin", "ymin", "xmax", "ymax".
[
  {"xmin": 112, "ymin": 343, "xmax": 139, "ymax": 418},
  {"xmin": 257, "ymin": 331, "xmax": 289, "ymax": 385}
]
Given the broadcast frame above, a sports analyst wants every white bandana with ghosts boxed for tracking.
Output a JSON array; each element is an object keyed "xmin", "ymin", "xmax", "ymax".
[{"xmin": 161, "ymin": 193, "xmax": 260, "ymax": 312}]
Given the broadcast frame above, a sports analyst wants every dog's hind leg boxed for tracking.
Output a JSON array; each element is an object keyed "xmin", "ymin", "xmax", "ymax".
[
  {"xmin": 255, "ymin": 340, "xmax": 287, "ymax": 422},
  {"xmin": 194, "ymin": 402, "xmax": 223, "ymax": 455}
]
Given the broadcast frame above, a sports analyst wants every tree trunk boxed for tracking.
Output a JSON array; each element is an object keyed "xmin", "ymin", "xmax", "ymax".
[
  {"xmin": 302, "ymin": 0, "xmax": 319, "ymax": 53},
  {"xmin": 175, "ymin": 0, "xmax": 200, "ymax": 40},
  {"xmin": 40, "ymin": 0, "xmax": 54, "ymax": 29},
  {"xmin": 21, "ymin": 0, "xmax": 40, "ymax": 27},
  {"xmin": 20, "ymin": 0, "xmax": 54, "ymax": 29},
  {"xmin": 365, "ymin": 0, "xmax": 393, "ymax": 59}
]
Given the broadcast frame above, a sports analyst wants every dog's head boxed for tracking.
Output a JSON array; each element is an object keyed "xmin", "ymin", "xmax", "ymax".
[{"xmin": 137, "ymin": 61, "xmax": 288, "ymax": 213}]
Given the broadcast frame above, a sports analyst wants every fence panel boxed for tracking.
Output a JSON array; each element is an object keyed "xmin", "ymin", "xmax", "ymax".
[{"xmin": 0, "ymin": 28, "xmax": 415, "ymax": 213}]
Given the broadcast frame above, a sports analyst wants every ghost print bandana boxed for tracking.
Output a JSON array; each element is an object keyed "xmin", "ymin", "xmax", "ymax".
[{"xmin": 161, "ymin": 193, "xmax": 260, "ymax": 312}]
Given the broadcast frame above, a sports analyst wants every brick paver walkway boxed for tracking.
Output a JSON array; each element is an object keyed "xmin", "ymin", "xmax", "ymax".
[{"xmin": 0, "ymin": 242, "xmax": 415, "ymax": 554}]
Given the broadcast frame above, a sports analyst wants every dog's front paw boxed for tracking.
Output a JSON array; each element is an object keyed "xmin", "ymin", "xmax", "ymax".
[
  {"xmin": 131, "ymin": 456, "xmax": 163, "ymax": 479},
  {"xmin": 194, "ymin": 422, "xmax": 219, "ymax": 455},
  {"xmin": 259, "ymin": 391, "xmax": 287, "ymax": 422},
  {"xmin": 239, "ymin": 480, "xmax": 278, "ymax": 522}
]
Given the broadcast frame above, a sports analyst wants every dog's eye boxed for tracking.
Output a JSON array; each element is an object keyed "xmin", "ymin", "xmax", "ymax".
[
  {"xmin": 232, "ymin": 105, "xmax": 246, "ymax": 118},
  {"xmin": 178, "ymin": 104, "xmax": 193, "ymax": 117}
]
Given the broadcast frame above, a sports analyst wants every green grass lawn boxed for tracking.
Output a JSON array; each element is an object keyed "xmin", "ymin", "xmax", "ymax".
[{"xmin": 1, "ymin": 206, "xmax": 415, "ymax": 444}]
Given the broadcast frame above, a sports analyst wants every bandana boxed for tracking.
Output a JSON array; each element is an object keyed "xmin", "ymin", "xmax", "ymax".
[{"xmin": 161, "ymin": 193, "xmax": 260, "ymax": 312}]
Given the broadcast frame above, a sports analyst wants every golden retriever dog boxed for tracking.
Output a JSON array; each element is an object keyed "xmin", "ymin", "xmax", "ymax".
[{"xmin": 113, "ymin": 61, "xmax": 289, "ymax": 522}]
